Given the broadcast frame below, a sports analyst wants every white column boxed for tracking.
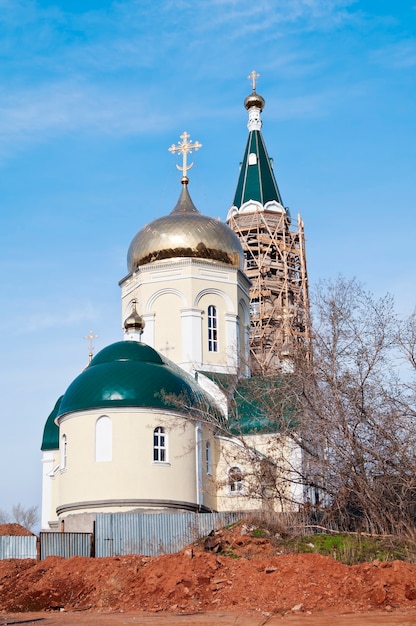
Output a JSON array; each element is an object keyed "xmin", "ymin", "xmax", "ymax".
[
  {"xmin": 225, "ymin": 313, "xmax": 239, "ymax": 372},
  {"xmin": 195, "ymin": 422, "xmax": 203, "ymax": 507},
  {"xmin": 141, "ymin": 313, "xmax": 155, "ymax": 348},
  {"xmin": 124, "ymin": 329, "xmax": 142, "ymax": 342},
  {"xmin": 181, "ymin": 308, "xmax": 203, "ymax": 367},
  {"xmin": 244, "ymin": 323, "xmax": 251, "ymax": 376},
  {"xmin": 41, "ymin": 451, "xmax": 55, "ymax": 530}
]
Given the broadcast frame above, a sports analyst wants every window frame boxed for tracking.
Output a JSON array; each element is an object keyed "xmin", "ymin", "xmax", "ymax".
[
  {"xmin": 207, "ymin": 304, "xmax": 218, "ymax": 352},
  {"xmin": 227, "ymin": 465, "xmax": 244, "ymax": 494},
  {"xmin": 153, "ymin": 426, "xmax": 168, "ymax": 464},
  {"xmin": 60, "ymin": 434, "xmax": 67, "ymax": 470}
]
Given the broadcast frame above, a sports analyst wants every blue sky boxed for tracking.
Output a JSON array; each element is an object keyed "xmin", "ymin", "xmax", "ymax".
[{"xmin": 0, "ymin": 0, "xmax": 415, "ymax": 520}]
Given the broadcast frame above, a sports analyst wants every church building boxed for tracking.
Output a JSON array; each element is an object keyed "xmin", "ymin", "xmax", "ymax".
[{"xmin": 41, "ymin": 75, "xmax": 307, "ymax": 531}]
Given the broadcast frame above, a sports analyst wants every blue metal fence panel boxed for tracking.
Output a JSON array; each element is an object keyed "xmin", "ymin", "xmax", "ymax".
[
  {"xmin": 0, "ymin": 536, "xmax": 37, "ymax": 559},
  {"xmin": 95, "ymin": 511, "xmax": 244, "ymax": 557},
  {"xmin": 40, "ymin": 532, "xmax": 92, "ymax": 559}
]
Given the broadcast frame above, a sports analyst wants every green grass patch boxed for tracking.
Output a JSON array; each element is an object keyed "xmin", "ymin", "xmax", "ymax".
[
  {"xmin": 221, "ymin": 548, "xmax": 241, "ymax": 559},
  {"xmin": 282, "ymin": 533, "xmax": 416, "ymax": 565}
]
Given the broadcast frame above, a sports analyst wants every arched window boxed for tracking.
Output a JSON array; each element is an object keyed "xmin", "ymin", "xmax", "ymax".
[
  {"xmin": 206, "ymin": 441, "xmax": 212, "ymax": 475},
  {"xmin": 207, "ymin": 305, "xmax": 218, "ymax": 352},
  {"xmin": 60, "ymin": 434, "xmax": 67, "ymax": 470},
  {"xmin": 153, "ymin": 426, "xmax": 167, "ymax": 463},
  {"xmin": 228, "ymin": 466, "xmax": 243, "ymax": 493},
  {"xmin": 95, "ymin": 416, "xmax": 112, "ymax": 462}
]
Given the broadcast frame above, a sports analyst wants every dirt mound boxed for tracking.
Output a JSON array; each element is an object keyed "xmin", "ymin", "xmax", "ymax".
[
  {"xmin": 1, "ymin": 524, "xmax": 416, "ymax": 616},
  {"xmin": 0, "ymin": 523, "xmax": 34, "ymax": 536}
]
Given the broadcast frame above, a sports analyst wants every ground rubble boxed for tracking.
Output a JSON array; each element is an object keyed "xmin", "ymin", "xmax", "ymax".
[{"xmin": 1, "ymin": 523, "xmax": 416, "ymax": 617}]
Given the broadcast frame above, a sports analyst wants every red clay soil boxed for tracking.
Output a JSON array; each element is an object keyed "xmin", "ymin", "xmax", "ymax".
[
  {"xmin": 1, "ymin": 523, "xmax": 416, "ymax": 623},
  {"xmin": 0, "ymin": 523, "xmax": 34, "ymax": 536}
]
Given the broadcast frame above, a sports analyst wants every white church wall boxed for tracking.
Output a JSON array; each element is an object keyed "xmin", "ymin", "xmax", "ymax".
[
  {"xmin": 149, "ymin": 291, "xmax": 183, "ymax": 360},
  {"xmin": 213, "ymin": 433, "xmax": 301, "ymax": 513},
  {"xmin": 120, "ymin": 258, "xmax": 250, "ymax": 376},
  {"xmin": 197, "ymin": 291, "xmax": 228, "ymax": 369},
  {"xmin": 41, "ymin": 450, "xmax": 59, "ymax": 530},
  {"xmin": 53, "ymin": 407, "xmax": 219, "ymax": 523}
]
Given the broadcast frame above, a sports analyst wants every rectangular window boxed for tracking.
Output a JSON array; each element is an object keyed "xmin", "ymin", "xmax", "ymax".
[
  {"xmin": 153, "ymin": 427, "xmax": 167, "ymax": 462},
  {"xmin": 208, "ymin": 305, "xmax": 218, "ymax": 352},
  {"xmin": 60, "ymin": 434, "xmax": 67, "ymax": 470},
  {"xmin": 228, "ymin": 466, "xmax": 243, "ymax": 493}
]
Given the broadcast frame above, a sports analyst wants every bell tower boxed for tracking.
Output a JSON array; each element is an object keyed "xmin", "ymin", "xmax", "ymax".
[{"xmin": 227, "ymin": 72, "xmax": 310, "ymax": 375}]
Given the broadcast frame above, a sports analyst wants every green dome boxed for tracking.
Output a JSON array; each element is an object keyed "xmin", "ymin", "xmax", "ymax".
[
  {"xmin": 57, "ymin": 341, "xmax": 220, "ymax": 419},
  {"xmin": 41, "ymin": 396, "xmax": 62, "ymax": 451}
]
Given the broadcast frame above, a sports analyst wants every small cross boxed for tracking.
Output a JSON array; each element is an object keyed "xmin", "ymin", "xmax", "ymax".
[
  {"xmin": 248, "ymin": 70, "xmax": 260, "ymax": 91},
  {"xmin": 168, "ymin": 131, "xmax": 202, "ymax": 178},
  {"xmin": 160, "ymin": 341, "xmax": 175, "ymax": 355},
  {"xmin": 84, "ymin": 329, "xmax": 98, "ymax": 363}
]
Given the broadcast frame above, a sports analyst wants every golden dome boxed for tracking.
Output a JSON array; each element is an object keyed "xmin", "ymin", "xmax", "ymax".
[
  {"xmin": 127, "ymin": 180, "xmax": 244, "ymax": 273},
  {"xmin": 244, "ymin": 91, "xmax": 265, "ymax": 112},
  {"xmin": 124, "ymin": 299, "xmax": 145, "ymax": 333}
]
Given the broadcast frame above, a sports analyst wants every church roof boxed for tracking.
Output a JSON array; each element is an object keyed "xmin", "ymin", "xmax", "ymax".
[
  {"xmin": 41, "ymin": 396, "xmax": 62, "ymax": 451},
  {"xmin": 200, "ymin": 371, "xmax": 295, "ymax": 435},
  {"xmin": 232, "ymin": 129, "xmax": 284, "ymax": 209},
  {"xmin": 127, "ymin": 133, "xmax": 244, "ymax": 273},
  {"xmin": 48, "ymin": 341, "xmax": 222, "ymax": 427},
  {"xmin": 127, "ymin": 182, "xmax": 244, "ymax": 272}
]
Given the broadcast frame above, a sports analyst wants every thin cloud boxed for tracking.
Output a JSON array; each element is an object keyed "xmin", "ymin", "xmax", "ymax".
[
  {"xmin": 179, "ymin": 0, "xmax": 360, "ymax": 36},
  {"xmin": 0, "ymin": 0, "xmax": 361, "ymax": 76},
  {"xmin": 12, "ymin": 303, "xmax": 97, "ymax": 335},
  {"xmin": 0, "ymin": 81, "xmax": 172, "ymax": 159},
  {"xmin": 372, "ymin": 39, "xmax": 416, "ymax": 69}
]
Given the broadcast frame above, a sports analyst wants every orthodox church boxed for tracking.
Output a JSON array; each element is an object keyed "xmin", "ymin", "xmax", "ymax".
[{"xmin": 40, "ymin": 75, "xmax": 308, "ymax": 531}]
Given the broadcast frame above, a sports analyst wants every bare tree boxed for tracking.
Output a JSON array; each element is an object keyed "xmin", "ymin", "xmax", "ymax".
[
  {"xmin": 0, "ymin": 504, "xmax": 39, "ymax": 531},
  {"xmin": 213, "ymin": 277, "xmax": 416, "ymax": 533},
  {"xmin": 286, "ymin": 277, "xmax": 416, "ymax": 533},
  {"xmin": 164, "ymin": 277, "xmax": 416, "ymax": 534},
  {"xmin": 11, "ymin": 504, "xmax": 39, "ymax": 531}
]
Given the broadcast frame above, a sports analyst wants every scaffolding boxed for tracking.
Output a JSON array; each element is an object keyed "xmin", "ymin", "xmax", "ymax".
[{"xmin": 228, "ymin": 208, "xmax": 310, "ymax": 375}]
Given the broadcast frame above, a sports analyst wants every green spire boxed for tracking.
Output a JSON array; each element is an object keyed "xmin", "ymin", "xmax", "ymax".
[
  {"xmin": 232, "ymin": 73, "xmax": 284, "ymax": 211},
  {"xmin": 233, "ymin": 129, "xmax": 283, "ymax": 209}
]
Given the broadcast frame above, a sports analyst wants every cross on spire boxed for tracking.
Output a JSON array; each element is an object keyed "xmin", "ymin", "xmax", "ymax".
[
  {"xmin": 168, "ymin": 132, "xmax": 202, "ymax": 179},
  {"xmin": 84, "ymin": 329, "xmax": 98, "ymax": 363},
  {"xmin": 248, "ymin": 70, "xmax": 260, "ymax": 92}
]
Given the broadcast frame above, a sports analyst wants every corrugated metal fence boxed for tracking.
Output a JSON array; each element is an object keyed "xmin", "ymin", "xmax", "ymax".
[
  {"xmin": 0, "ymin": 536, "xmax": 37, "ymax": 559},
  {"xmin": 1, "ymin": 512, "xmax": 245, "ymax": 560},
  {"xmin": 95, "ymin": 511, "xmax": 244, "ymax": 557},
  {"xmin": 40, "ymin": 532, "xmax": 93, "ymax": 559}
]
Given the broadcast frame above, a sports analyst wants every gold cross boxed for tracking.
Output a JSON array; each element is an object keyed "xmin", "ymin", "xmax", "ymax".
[
  {"xmin": 168, "ymin": 131, "xmax": 202, "ymax": 178},
  {"xmin": 248, "ymin": 70, "xmax": 260, "ymax": 91},
  {"xmin": 84, "ymin": 329, "xmax": 98, "ymax": 362}
]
